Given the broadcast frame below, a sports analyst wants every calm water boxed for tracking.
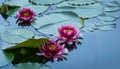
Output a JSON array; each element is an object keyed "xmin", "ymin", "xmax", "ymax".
[
  {"xmin": 0, "ymin": 17, "xmax": 120, "ymax": 69},
  {"xmin": 47, "ymin": 19, "xmax": 120, "ymax": 69}
]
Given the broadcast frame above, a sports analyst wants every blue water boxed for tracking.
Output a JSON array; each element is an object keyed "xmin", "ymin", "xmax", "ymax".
[
  {"xmin": 1, "ymin": 17, "xmax": 120, "ymax": 69},
  {"xmin": 47, "ymin": 19, "xmax": 120, "ymax": 69}
]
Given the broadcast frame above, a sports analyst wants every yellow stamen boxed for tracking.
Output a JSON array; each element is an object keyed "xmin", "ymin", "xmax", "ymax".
[
  {"xmin": 23, "ymin": 12, "xmax": 29, "ymax": 17},
  {"xmin": 66, "ymin": 29, "xmax": 72, "ymax": 32},
  {"xmin": 48, "ymin": 45, "xmax": 56, "ymax": 50}
]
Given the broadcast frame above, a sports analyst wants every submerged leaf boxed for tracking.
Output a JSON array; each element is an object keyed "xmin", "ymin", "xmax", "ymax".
[{"xmin": 12, "ymin": 62, "xmax": 54, "ymax": 69}]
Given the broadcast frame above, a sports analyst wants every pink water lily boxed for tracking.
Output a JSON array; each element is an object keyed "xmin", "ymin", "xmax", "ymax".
[
  {"xmin": 16, "ymin": 7, "xmax": 35, "ymax": 21},
  {"xmin": 37, "ymin": 40, "xmax": 68, "ymax": 61},
  {"xmin": 58, "ymin": 25, "xmax": 82, "ymax": 44},
  {"xmin": 16, "ymin": 7, "xmax": 35, "ymax": 26}
]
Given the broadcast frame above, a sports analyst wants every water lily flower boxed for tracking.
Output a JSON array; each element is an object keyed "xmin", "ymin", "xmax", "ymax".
[
  {"xmin": 37, "ymin": 40, "xmax": 68, "ymax": 62},
  {"xmin": 57, "ymin": 25, "xmax": 82, "ymax": 44},
  {"xmin": 16, "ymin": 7, "xmax": 35, "ymax": 26}
]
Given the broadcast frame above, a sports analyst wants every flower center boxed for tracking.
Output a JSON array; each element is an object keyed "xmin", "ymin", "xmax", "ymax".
[
  {"xmin": 65, "ymin": 29, "xmax": 73, "ymax": 32},
  {"xmin": 23, "ymin": 12, "xmax": 30, "ymax": 17},
  {"xmin": 48, "ymin": 45, "xmax": 56, "ymax": 50}
]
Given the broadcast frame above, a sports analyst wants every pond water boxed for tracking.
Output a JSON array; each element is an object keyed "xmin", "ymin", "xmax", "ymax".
[
  {"xmin": 0, "ymin": 16, "xmax": 120, "ymax": 69},
  {"xmin": 0, "ymin": 0, "xmax": 120, "ymax": 69},
  {"xmin": 47, "ymin": 19, "xmax": 120, "ymax": 69}
]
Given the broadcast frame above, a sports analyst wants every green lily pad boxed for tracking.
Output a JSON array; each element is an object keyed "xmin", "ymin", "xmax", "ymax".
[
  {"xmin": 12, "ymin": 62, "xmax": 54, "ymax": 69},
  {"xmin": 26, "ymin": 5, "xmax": 49, "ymax": 15},
  {"xmin": 0, "ymin": 50, "xmax": 14, "ymax": 67},
  {"xmin": 32, "ymin": 12, "xmax": 82, "ymax": 34},
  {"xmin": 68, "ymin": 0, "xmax": 96, "ymax": 5},
  {"xmin": 0, "ymin": 28, "xmax": 34, "ymax": 43},
  {"xmin": 4, "ymin": 38, "xmax": 49, "ymax": 50},
  {"xmin": 7, "ymin": 4, "xmax": 49, "ymax": 17},
  {"xmin": 103, "ymin": 6, "xmax": 120, "ymax": 12},
  {"xmin": 31, "ymin": 0, "xmax": 62, "ymax": 5},
  {"xmin": 97, "ymin": 15, "xmax": 116, "ymax": 22},
  {"xmin": 54, "ymin": 3, "xmax": 103, "ymax": 18},
  {"xmin": 5, "ymin": 0, "xmax": 30, "ymax": 7},
  {"xmin": 0, "ymin": 21, "xmax": 10, "ymax": 34},
  {"xmin": 97, "ymin": 21, "xmax": 116, "ymax": 31},
  {"xmin": 3, "ymin": 38, "xmax": 49, "ymax": 64},
  {"xmin": 104, "ymin": 11, "xmax": 120, "ymax": 18}
]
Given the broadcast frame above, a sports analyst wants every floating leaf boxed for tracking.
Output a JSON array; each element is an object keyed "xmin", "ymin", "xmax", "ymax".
[
  {"xmin": 116, "ymin": 0, "xmax": 120, "ymax": 5},
  {"xmin": 96, "ymin": 0, "xmax": 115, "ymax": 2},
  {"xmin": 4, "ymin": 38, "xmax": 49, "ymax": 50},
  {"xmin": 98, "ymin": 24, "xmax": 116, "ymax": 30},
  {"xmin": 96, "ymin": 21, "xmax": 116, "ymax": 30},
  {"xmin": 7, "ymin": 4, "xmax": 49, "ymax": 17},
  {"xmin": 0, "ymin": 3, "xmax": 8, "ymax": 14},
  {"xmin": 68, "ymin": 0, "xmax": 96, "ymax": 6},
  {"xmin": 1, "ymin": 42, "xmax": 16, "ymax": 50},
  {"xmin": 3, "ymin": 38, "xmax": 49, "ymax": 64},
  {"xmin": 7, "ymin": 7, "xmax": 20, "ymax": 17},
  {"xmin": 101, "ymin": 2, "xmax": 120, "ymax": 7},
  {"xmin": 31, "ymin": 0, "xmax": 62, "ymax": 5},
  {"xmin": 103, "ymin": 6, "xmax": 120, "ymax": 12},
  {"xmin": 104, "ymin": 11, "xmax": 120, "ymax": 18},
  {"xmin": 54, "ymin": 3, "xmax": 103, "ymax": 18},
  {"xmin": 26, "ymin": 5, "xmax": 49, "ymax": 15},
  {"xmin": 0, "ymin": 28, "xmax": 34, "ymax": 43},
  {"xmin": 12, "ymin": 62, "xmax": 54, "ymax": 69},
  {"xmin": 0, "ymin": 50, "xmax": 14, "ymax": 67},
  {"xmin": 81, "ymin": 23, "xmax": 97, "ymax": 32},
  {"xmin": 5, "ymin": 0, "xmax": 30, "ymax": 7},
  {"xmin": 97, "ymin": 15, "xmax": 116, "ymax": 22},
  {"xmin": 32, "ymin": 13, "xmax": 82, "ymax": 34},
  {"xmin": 0, "ymin": 21, "xmax": 10, "ymax": 34}
]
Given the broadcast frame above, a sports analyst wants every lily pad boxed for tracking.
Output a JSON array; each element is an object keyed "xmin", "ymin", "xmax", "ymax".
[
  {"xmin": 0, "ymin": 50, "xmax": 14, "ymax": 67},
  {"xmin": 5, "ymin": 0, "xmax": 30, "ymax": 7},
  {"xmin": 0, "ymin": 28, "xmax": 34, "ymax": 43},
  {"xmin": 4, "ymin": 38, "xmax": 49, "ymax": 50},
  {"xmin": 97, "ymin": 15, "xmax": 116, "ymax": 22},
  {"xmin": 12, "ymin": 62, "xmax": 54, "ymax": 69},
  {"xmin": 32, "ymin": 12, "xmax": 82, "ymax": 34},
  {"xmin": 25, "ymin": 5, "xmax": 49, "ymax": 15},
  {"xmin": 31, "ymin": 0, "xmax": 62, "ymax": 5},
  {"xmin": 68, "ymin": 0, "xmax": 96, "ymax": 5},
  {"xmin": 103, "ymin": 6, "xmax": 120, "ymax": 12},
  {"xmin": 0, "ymin": 21, "xmax": 10, "ymax": 34},
  {"xmin": 104, "ymin": 11, "xmax": 120, "ymax": 18},
  {"xmin": 54, "ymin": 3, "xmax": 103, "ymax": 18}
]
